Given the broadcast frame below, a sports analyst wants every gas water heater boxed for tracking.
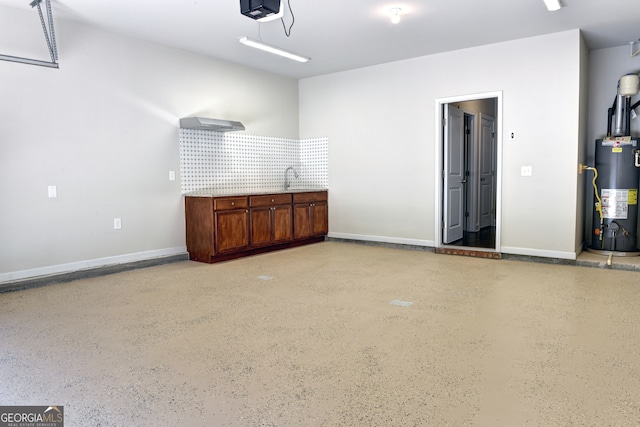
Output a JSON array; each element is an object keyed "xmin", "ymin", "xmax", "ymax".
[{"xmin": 586, "ymin": 73, "xmax": 640, "ymax": 255}]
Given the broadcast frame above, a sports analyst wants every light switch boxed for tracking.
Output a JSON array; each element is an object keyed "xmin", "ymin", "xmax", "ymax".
[
  {"xmin": 114, "ymin": 218, "xmax": 122, "ymax": 230},
  {"xmin": 48, "ymin": 185, "xmax": 57, "ymax": 198},
  {"xmin": 169, "ymin": 171, "xmax": 176, "ymax": 181},
  {"xmin": 521, "ymin": 165, "xmax": 533, "ymax": 176}
]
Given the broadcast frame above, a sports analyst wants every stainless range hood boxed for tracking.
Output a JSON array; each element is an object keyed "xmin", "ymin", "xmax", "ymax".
[{"xmin": 179, "ymin": 117, "xmax": 245, "ymax": 132}]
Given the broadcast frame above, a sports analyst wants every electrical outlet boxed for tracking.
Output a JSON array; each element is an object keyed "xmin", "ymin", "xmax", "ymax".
[
  {"xmin": 114, "ymin": 218, "xmax": 122, "ymax": 230},
  {"xmin": 169, "ymin": 171, "xmax": 176, "ymax": 181},
  {"xmin": 521, "ymin": 165, "xmax": 533, "ymax": 176},
  {"xmin": 509, "ymin": 131, "xmax": 517, "ymax": 141},
  {"xmin": 48, "ymin": 185, "xmax": 57, "ymax": 198}
]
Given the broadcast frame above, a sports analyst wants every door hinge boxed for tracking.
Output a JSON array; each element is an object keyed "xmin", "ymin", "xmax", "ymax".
[{"xmin": 442, "ymin": 118, "xmax": 447, "ymax": 127}]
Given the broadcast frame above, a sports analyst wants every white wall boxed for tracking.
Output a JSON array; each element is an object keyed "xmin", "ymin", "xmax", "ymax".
[
  {"xmin": 300, "ymin": 30, "xmax": 584, "ymax": 259},
  {"xmin": 0, "ymin": 6, "xmax": 299, "ymax": 281}
]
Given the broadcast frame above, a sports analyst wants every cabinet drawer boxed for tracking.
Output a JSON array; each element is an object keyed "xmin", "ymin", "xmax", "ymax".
[
  {"xmin": 293, "ymin": 191, "xmax": 327, "ymax": 203},
  {"xmin": 214, "ymin": 196, "xmax": 248, "ymax": 211},
  {"xmin": 250, "ymin": 194, "xmax": 292, "ymax": 207}
]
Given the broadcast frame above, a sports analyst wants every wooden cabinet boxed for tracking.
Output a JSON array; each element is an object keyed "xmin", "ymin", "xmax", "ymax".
[
  {"xmin": 250, "ymin": 194, "xmax": 293, "ymax": 247},
  {"xmin": 293, "ymin": 191, "xmax": 329, "ymax": 239},
  {"xmin": 185, "ymin": 196, "xmax": 249, "ymax": 262},
  {"xmin": 185, "ymin": 190, "xmax": 327, "ymax": 263},
  {"xmin": 214, "ymin": 197, "xmax": 249, "ymax": 254}
]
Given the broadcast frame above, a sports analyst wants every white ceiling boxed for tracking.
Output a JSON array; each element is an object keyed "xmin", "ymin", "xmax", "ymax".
[{"xmin": 2, "ymin": 0, "xmax": 640, "ymax": 79}]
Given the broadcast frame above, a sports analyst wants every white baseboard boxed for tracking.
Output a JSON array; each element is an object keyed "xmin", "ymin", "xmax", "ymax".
[
  {"xmin": 328, "ymin": 232, "xmax": 435, "ymax": 248},
  {"xmin": 0, "ymin": 246, "xmax": 188, "ymax": 284},
  {"xmin": 329, "ymin": 233, "xmax": 576, "ymax": 260},
  {"xmin": 501, "ymin": 246, "xmax": 577, "ymax": 260}
]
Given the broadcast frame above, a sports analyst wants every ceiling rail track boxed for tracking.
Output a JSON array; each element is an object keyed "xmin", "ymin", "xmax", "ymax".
[{"xmin": 0, "ymin": 0, "xmax": 59, "ymax": 69}]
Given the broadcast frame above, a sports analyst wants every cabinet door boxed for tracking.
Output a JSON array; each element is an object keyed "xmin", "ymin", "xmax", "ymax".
[
  {"xmin": 250, "ymin": 207, "xmax": 273, "ymax": 248},
  {"xmin": 272, "ymin": 205, "xmax": 293, "ymax": 243},
  {"xmin": 215, "ymin": 209, "xmax": 249, "ymax": 253},
  {"xmin": 311, "ymin": 202, "xmax": 328, "ymax": 236},
  {"xmin": 294, "ymin": 203, "xmax": 312, "ymax": 239}
]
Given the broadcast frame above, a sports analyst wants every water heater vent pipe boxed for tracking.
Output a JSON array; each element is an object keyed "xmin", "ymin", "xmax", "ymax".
[
  {"xmin": 620, "ymin": 74, "xmax": 640, "ymax": 96},
  {"xmin": 612, "ymin": 74, "xmax": 640, "ymax": 136}
]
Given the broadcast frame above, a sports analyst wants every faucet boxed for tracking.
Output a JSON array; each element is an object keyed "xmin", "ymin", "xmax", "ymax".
[{"xmin": 284, "ymin": 166, "xmax": 299, "ymax": 190}]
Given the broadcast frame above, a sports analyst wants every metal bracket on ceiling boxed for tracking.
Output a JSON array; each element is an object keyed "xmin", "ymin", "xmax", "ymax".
[
  {"xmin": 631, "ymin": 40, "xmax": 640, "ymax": 59},
  {"xmin": 0, "ymin": 0, "xmax": 59, "ymax": 69}
]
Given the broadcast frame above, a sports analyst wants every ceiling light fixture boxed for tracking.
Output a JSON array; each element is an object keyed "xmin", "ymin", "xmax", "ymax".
[
  {"xmin": 543, "ymin": 0, "xmax": 563, "ymax": 11},
  {"xmin": 239, "ymin": 37, "xmax": 309, "ymax": 62},
  {"xmin": 389, "ymin": 7, "xmax": 402, "ymax": 24}
]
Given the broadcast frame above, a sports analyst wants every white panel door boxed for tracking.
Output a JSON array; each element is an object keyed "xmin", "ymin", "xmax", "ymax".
[
  {"xmin": 443, "ymin": 105, "xmax": 465, "ymax": 244},
  {"xmin": 479, "ymin": 114, "xmax": 496, "ymax": 229}
]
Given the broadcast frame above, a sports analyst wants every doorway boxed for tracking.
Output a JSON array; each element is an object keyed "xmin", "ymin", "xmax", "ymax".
[{"xmin": 435, "ymin": 92, "xmax": 502, "ymax": 252}]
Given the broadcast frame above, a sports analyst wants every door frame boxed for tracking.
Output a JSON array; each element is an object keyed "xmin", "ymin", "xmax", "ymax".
[{"xmin": 434, "ymin": 91, "xmax": 503, "ymax": 252}]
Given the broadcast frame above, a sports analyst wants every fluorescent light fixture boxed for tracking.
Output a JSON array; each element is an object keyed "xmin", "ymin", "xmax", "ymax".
[
  {"xmin": 390, "ymin": 7, "xmax": 402, "ymax": 24},
  {"xmin": 543, "ymin": 0, "xmax": 563, "ymax": 11},
  {"xmin": 239, "ymin": 37, "xmax": 310, "ymax": 63}
]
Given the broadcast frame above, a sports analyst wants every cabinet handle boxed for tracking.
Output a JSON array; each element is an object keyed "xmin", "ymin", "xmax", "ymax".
[
  {"xmin": 271, "ymin": 199, "xmax": 275, "ymax": 202},
  {"xmin": 231, "ymin": 202, "xmax": 235, "ymax": 206}
]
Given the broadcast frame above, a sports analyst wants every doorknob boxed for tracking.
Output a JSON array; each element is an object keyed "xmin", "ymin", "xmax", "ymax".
[{"xmin": 461, "ymin": 179, "xmax": 467, "ymax": 184}]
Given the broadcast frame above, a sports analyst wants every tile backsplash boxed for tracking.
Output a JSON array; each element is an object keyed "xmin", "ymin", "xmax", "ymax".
[{"xmin": 179, "ymin": 130, "xmax": 328, "ymax": 194}]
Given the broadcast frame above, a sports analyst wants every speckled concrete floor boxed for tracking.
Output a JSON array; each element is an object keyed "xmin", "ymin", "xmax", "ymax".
[{"xmin": 2, "ymin": 241, "xmax": 640, "ymax": 426}]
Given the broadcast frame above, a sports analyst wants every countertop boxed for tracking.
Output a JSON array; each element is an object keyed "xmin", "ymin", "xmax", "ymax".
[{"xmin": 185, "ymin": 187, "xmax": 328, "ymax": 198}]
